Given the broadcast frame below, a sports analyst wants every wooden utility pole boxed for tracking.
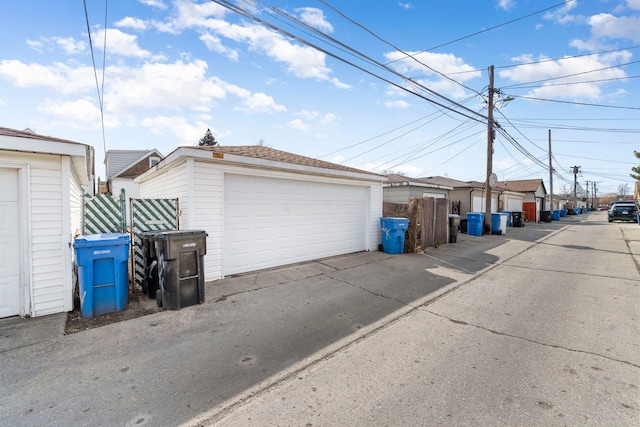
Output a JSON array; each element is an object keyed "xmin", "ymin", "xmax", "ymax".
[
  {"xmin": 548, "ymin": 129, "xmax": 553, "ymax": 210},
  {"xmin": 485, "ymin": 65, "xmax": 495, "ymax": 231},
  {"xmin": 571, "ymin": 166, "xmax": 581, "ymax": 208}
]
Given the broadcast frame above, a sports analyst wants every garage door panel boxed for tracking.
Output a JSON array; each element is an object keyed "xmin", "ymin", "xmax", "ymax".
[{"xmin": 224, "ymin": 174, "xmax": 367, "ymax": 275}]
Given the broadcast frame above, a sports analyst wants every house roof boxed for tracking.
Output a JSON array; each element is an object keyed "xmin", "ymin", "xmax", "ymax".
[
  {"xmin": 198, "ymin": 145, "xmax": 383, "ymax": 177},
  {"xmin": 497, "ymin": 179, "xmax": 546, "ymax": 194},
  {"xmin": 0, "ymin": 126, "xmax": 86, "ymax": 145},
  {"xmin": 0, "ymin": 126, "xmax": 92, "ymax": 184},
  {"xmin": 106, "ymin": 149, "xmax": 162, "ymax": 178},
  {"xmin": 385, "ymin": 174, "xmax": 454, "ymax": 190}
]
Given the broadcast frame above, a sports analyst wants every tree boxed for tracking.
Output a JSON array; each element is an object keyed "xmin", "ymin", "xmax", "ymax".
[
  {"xmin": 198, "ymin": 129, "xmax": 218, "ymax": 146},
  {"xmin": 618, "ymin": 183, "xmax": 630, "ymax": 197},
  {"xmin": 630, "ymin": 151, "xmax": 640, "ymax": 180}
]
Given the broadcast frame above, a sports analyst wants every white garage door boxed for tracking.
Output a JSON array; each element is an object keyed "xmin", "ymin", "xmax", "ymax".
[
  {"xmin": 0, "ymin": 168, "xmax": 21, "ymax": 318},
  {"xmin": 224, "ymin": 174, "xmax": 368, "ymax": 275}
]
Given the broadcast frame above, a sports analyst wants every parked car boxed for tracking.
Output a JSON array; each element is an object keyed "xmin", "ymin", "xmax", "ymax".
[{"xmin": 608, "ymin": 202, "xmax": 638, "ymax": 222}]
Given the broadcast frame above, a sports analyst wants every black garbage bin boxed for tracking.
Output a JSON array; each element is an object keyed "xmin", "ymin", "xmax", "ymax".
[
  {"xmin": 153, "ymin": 230, "xmax": 207, "ymax": 310},
  {"xmin": 511, "ymin": 211, "xmax": 524, "ymax": 227},
  {"xmin": 140, "ymin": 230, "xmax": 170, "ymax": 299},
  {"xmin": 448, "ymin": 214, "xmax": 460, "ymax": 243},
  {"xmin": 540, "ymin": 210, "xmax": 552, "ymax": 223}
]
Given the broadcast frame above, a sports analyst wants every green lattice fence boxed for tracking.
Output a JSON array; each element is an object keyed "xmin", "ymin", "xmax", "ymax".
[
  {"xmin": 83, "ymin": 191, "xmax": 125, "ymax": 234},
  {"xmin": 130, "ymin": 198, "xmax": 179, "ymax": 290}
]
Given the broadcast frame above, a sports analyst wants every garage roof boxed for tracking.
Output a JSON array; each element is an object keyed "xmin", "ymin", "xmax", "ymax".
[
  {"xmin": 139, "ymin": 145, "xmax": 386, "ymax": 182},
  {"xmin": 0, "ymin": 126, "xmax": 93, "ymax": 184}
]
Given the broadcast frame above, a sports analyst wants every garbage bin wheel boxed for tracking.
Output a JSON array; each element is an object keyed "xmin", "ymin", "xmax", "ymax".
[{"xmin": 156, "ymin": 291, "xmax": 163, "ymax": 308}]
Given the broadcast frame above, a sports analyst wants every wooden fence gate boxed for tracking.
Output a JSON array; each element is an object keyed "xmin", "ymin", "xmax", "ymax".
[
  {"xmin": 130, "ymin": 198, "xmax": 179, "ymax": 291},
  {"xmin": 383, "ymin": 197, "xmax": 448, "ymax": 252}
]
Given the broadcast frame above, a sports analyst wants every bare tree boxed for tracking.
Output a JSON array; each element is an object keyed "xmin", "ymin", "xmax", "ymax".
[{"xmin": 618, "ymin": 183, "xmax": 630, "ymax": 197}]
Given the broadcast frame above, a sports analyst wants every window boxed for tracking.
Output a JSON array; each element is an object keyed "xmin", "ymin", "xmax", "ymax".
[{"xmin": 149, "ymin": 156, "xmax": 160, "ymax": 167}]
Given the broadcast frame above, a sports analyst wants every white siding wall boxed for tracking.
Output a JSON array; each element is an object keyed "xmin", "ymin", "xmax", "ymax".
[
  {"xmin": 69, "ymin": 168, "xmax": 83, "ymax": 238},
  {"xmin": 369, "ymin": 182, "xmax": 383, "ymax": 251},
  {"xmin": 111, "ymin": 178, "xmax": 140, "ymax": 226},
  {"xmin": 193, "ymin": 162, "xmax": 223, "ymax": 280},
  {"xmin": 138, "ymin": 161, "xmax": 190, "ymax": 225},
  {"xmin": 139, "ymin": 159, "xmax": 384, "ymax": 281}
]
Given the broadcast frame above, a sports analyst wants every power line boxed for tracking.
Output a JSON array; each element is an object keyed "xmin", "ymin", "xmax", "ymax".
[{"xmin": 385, "ymin": 0, "xmax": 575, "ymax": 61}]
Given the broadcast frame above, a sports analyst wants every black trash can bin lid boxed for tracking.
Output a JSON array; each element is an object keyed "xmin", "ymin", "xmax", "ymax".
[{"xmin": 153, "ymin": 230, "xmax": 208, "ymax": 240}]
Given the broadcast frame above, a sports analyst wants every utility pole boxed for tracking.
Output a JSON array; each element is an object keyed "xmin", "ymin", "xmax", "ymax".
[
  {"xmin": 548, "ymin": 129, "xmax": 553, "ymax": 210},
  {"xmin": 571, "ymin": 166, "xmax": 581, "ymax": 208},
  {"xmin": 585, "ymin": 180, "xmax": 590, "ymax": 210},
  {"xmin": 485, "ymin": 65, "xmax": 495, "ymax": 232}
]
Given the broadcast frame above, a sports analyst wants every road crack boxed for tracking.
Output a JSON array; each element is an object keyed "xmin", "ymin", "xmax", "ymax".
[{"xmin": 425, "ymin": 309, "xmax": 640, "ymax": 369}]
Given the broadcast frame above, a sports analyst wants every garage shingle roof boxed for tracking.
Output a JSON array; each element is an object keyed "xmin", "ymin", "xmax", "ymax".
[
  {"xmin": 198, "ymin": 145, "xmax": 383, "ymax": 177},
  {"xmin": 0, "ymin": 126, "xmax": 84, "ymax": 145}
]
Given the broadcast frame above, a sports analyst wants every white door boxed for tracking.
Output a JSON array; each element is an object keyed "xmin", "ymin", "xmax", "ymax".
[
  {"xmin": 224, "ymin": 174, "xmax": 368, "ymax": 275},
  {"xmin": 0, "ymin": 168, "xmax": 21, "ymax": 318}
]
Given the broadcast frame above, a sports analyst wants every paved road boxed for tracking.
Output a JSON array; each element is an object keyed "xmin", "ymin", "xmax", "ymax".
[
  {"xmin": 199, "ymin": 212, "xmax": 640, "ymax": 426},
  {"xmin": 1, "ymin": 212, "xmax": 638, "ymax": 426}
]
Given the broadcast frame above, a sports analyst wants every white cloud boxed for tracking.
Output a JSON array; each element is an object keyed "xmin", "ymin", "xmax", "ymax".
[
  {"xmin": 288, "ymin": 119, "xmax": 308, "ymax": 131},
  {"xmin": 383, "ymin": 100, "xmax": 410, "ymax": 109},
  {"xmin": 54, "ymin": 37, "xmax": 87, "ymax": 55},
  {"xmin": 138, "ymin": 0, "xmax": 167, "ymax": 10},
  {"xmin": 319, "ymin": 113, "xmax": 338, "ymax": 125},
  {"xmin": 26, "ymin": 39, "xmax": 45, "ymax": 53},
  {"xmin": 38, "ymin": 98, "xmax": 101, "ymax": 122},
  {"xmin": 94, "ymin": 29, "xmax": 154, "ymax": 58},
  {"xmin": 237, "ymin": 92, "xmax": 287, "ymax": 114},
  {"xmin": 543, "ymin": 1, "xmax": 579, "ymax": 24},
  {"xmin": 0, "ymin": 60, "xmax": 95, "ymax": 94},
  {"xmin": 297, "ymin": 110, "xmax": 319, "ymax": 120},
  {"xmin": 141, "ymin": 115, "xmax": 210, "ymax": 145},
  {"xmin": 385, "ymin": 50, "xmax": 480, "ymax": 98},
  {"xmin": 500, "ymin": 53, "xmax": 629, "ymax": 100},
  {"xmin": 399, "ymin": 2, "xmax": 414, "ymax": 11},
  {"xmin": 115, "ymin": 17, "xmax": 149, "ymax": 31},
  {"xmin": 199, "ymin": 33, "xmax": 239, "ymax": 61},
  {"xmin": 496, "ymin": 0, "xmax": 514, "ymax": 11},
  {"xmin": 587, "ymin": 13, "xmax": 640, "ymax": 42},
  {"xmin": 629, "ymin": 0, "xmax": 640, "ymax": 11},
  {"xmin": 153, "ymin": 1, "xmax": 349, "ymax": 88},
  {"xmin": 296, "ymin": 8, "xmax": 333, "ymax": 33},
  {"xmin": 104, "ymin": 60, "xmax": 227, "ymax": 112}
]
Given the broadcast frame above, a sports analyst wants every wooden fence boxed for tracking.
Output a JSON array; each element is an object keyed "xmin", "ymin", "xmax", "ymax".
[{"xmin": 383, "ymin": 197, "xmax": 449, "ymax": 253}]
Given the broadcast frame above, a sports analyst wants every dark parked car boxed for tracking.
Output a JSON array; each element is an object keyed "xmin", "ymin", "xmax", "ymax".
[{"xmin": 608, "ymin": 203, "xmax": 638, "ymax": 222}]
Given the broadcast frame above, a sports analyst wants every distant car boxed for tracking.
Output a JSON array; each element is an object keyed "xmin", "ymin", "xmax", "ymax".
[{"xmin": 608, "ymin": 202, "xmax": 638, "ymax": 222}]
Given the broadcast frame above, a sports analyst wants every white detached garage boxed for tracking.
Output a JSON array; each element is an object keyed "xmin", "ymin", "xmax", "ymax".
[
  {"xmin": 136, "ymin": 146, "xmax": 385, "ymax": 281},
  {"xmin": 0, "ymin": 127, "xmax": 93, "ymax": 318}
]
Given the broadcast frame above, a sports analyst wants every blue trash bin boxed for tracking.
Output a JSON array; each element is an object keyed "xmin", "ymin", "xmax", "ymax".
[
  {"xmin": 500, "ymin": 211, "xmax": 512, "ymax": 227},
  {"xmin": 491, "ymin": 213, "xmax": 508, "ymax": 235},
  {"xmin": 560, "ymin": 209, "xmax": 567, "ymax": 217},
  {"xmin": 466, "ymin": 212, "xmax": 485, "ymax": 236},
  {"xmin": 552, "ymin": 210, "xmax": 561, "ymax": 221},
  {"xmin": 380, "ymin": 217, "xmax": 409, "ymax": 254},
  {"xmin": 73, "ymin": 233, "xmax": 130, "ymax": 318}
]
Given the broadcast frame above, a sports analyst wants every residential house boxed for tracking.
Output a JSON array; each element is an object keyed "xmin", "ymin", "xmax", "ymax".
[
  {"xmin": 498, "ymin": 179, "xmax": 547, "ymax": 222},
  {"xmin": 104, "ymin": 149, "xmax": 163, "ymax": 224},
  {"xmin": 383, "ymin": 174, "xmax": 453, "ymax": 204}
]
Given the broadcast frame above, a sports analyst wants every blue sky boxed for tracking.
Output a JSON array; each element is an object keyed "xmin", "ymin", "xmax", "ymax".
[{"xmin": 1, "ymin": 0, "xmax": 639, "ymax": 197}]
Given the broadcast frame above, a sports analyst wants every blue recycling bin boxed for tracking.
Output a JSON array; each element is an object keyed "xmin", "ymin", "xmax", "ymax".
[
  {"xmin": 552, "ymin": 210, "xmax": 561, "ymax": 221},
  {"xmin": 500, "ymin": 211, "xmax": 512, "ymax": 227},
  {"xmin": 560, "ymin": 209, "xmax": 567, "ymax": 217},
  {"xmin": 73, "ymin": 233, "xmax": 130, "ymax": 318},
  {"xmin": 491, "ymin": 212, "xmax": 508, "ymax": 235},
  {"xmin": 466, "ymin": 212, "xmax": 485, "ymax": 236},
  {"xmin": 380, "ymin": 217, "xmax": 409, "ymax": 254}
]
